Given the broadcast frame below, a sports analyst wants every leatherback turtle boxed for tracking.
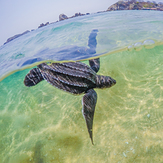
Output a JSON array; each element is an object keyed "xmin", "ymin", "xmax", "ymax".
[{"xmin": 24, "ymin": 29, "xmax": 116, "ymax": 144}]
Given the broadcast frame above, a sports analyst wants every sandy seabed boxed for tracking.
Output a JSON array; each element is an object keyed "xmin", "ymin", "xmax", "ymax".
[{"xmin": 0, "ymin": 44, "xmax": 163, "ymax": 163}]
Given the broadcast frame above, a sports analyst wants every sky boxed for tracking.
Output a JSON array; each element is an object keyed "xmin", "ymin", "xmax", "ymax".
[{"xmin": 0, "ymin": 0, "xmax": 162, "ymax": 46}]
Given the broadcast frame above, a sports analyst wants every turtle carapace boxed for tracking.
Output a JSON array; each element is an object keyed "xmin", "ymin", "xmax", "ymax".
[{"xmin": 24, "ymin": 30, "xmax": 116, "ymax": 144}]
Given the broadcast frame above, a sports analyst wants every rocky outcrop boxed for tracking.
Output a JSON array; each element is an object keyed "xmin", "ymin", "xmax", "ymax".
[
  {"xmin": 74, "ymin": 12, "xmax": 85, "ymax": 17},
  {"xmin": 59, "ymin": 14, "xmax": 68, "ymax": 21},
  {"xmin": 59, "ymin": 12, "xmax": 87, "ymax": 21},
  {"xmin": 107, "ymin": 0, "xmax": 163, "ymax": 11},
  {"xmin": 38, "ymin": 22, "xmax": 49, "ymax": 28},
  {"xmin": 4, "ymin": 30, "xmax": 30, "ymax": 45}
]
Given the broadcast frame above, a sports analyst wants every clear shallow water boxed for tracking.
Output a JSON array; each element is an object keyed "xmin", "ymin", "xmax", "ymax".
[
  {"xmin": 0, "ymin": 10, "xmax": 163, "ymax": 163},
  {"xmin": 0, "ymin": 10, "xmax": 163, "ymax": 81}
]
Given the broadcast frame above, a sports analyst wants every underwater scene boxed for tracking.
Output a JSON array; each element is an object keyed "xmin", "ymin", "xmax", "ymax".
[{"xmin": 0, "ymin": 10, "xmax": 163, "ymax": 163}]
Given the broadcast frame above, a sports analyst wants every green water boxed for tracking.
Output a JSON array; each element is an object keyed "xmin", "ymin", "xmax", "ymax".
[{"xmin": 0, "ymin": 43, "xmax": 163, "ymax": 163}]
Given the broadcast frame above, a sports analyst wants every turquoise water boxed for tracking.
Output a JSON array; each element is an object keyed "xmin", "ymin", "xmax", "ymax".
[
  {"xmin": 0, "ymin": 10, "xmax": 163, "ymax": 163},
  {"xmin": 0, "ymin": 10, "xmax": 163, "ymax": 80}
]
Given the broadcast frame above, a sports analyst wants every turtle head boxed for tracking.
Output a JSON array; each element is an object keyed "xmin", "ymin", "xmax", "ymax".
[{"xmin": 96, "ymin": 75, "xmax": 116, "ymax": 89}]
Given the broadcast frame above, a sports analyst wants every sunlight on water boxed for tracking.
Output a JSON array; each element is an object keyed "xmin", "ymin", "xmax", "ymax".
[{"xmin": 0, "ymin": 43, "xmax": 163, "ymax": 162}]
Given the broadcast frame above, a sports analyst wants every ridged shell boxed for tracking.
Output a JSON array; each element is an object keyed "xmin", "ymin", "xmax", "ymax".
[{"xmin": 37, "ymin": 62, "xmax": 97, "ymax": 94}]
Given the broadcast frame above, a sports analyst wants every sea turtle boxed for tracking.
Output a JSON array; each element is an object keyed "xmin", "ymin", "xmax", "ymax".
[{"xmin": 24, "ymin": 30, "xmax": 116, "ymax": 144}]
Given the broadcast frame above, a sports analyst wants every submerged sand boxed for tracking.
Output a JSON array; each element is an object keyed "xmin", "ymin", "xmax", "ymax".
[{"xmin": 0, "ymin": 43, "xmax": 163, "ymax": 162}]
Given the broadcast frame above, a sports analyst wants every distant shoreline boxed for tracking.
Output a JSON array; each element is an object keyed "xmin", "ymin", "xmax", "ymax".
[
  {"xmin": 4, "ymin": 0, "xmax": 163, "ymax": 45},
  {"xmin": 107, "ymin": 0, "xmax": 163, "ymax": 11}
]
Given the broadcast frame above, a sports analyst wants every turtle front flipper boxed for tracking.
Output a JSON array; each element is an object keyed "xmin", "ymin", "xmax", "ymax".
[
  {"xmin": 24, "ymin": 68, "xmax": 44, "ymax": 87},
  {"xmin": 82, "ymin": 89, "xmax": 97, "ymax": 145},
  {"xmin": 89, "ymin": 58, "xmax": 100, "ymax": 73},
  {"xmin": 88, "ymin": 29, "xmax": 98, "ymax": 53}
]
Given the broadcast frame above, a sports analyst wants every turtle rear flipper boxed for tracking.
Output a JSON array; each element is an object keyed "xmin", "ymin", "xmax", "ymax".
[
  {"xmin": 89, "ymin": 58, "xmax": 100, "ymax": 73},
  {"xmin": 24, "ymin": 68, "xmax": 44, "ymax": 87},
  {"xmin": 82, "ymin": 89, "xmax": 97, "ymax": 145}
]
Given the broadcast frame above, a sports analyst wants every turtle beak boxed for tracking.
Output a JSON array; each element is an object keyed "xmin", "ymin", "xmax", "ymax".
[{"xmin": 112, "ymin": 78, "xmax": 116, "ymax": 85}]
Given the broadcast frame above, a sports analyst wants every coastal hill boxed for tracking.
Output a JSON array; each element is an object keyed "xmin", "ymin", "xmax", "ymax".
[
  {"xmin": 107, "ymin": 0, "xmax": 163, "ymax": 11},
  {"xmin": 4, "ymin": 0, "xmax": 163, "ymax": 45}
]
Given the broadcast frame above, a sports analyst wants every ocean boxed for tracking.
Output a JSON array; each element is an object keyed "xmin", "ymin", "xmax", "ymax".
[{"xmin": 0, "ymin": 10, "xmax": 163, "ymax": 162}]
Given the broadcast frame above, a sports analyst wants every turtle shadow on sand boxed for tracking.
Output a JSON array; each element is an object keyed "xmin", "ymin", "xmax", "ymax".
[
  {"xmin": 24, "ymin": 29, "xmax": 116, "ymax": 144},
  {"xmin": 33, "ymin": 141, "xmax": 44, "ymax": 163}
]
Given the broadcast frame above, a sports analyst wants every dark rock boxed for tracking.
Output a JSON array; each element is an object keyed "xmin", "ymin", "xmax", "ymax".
[
  {"xmin": 38, "ymin": 22, "xmax": 49, "ymax": 28},
  {"xmin": 107, "ymin": 0, "xmax": 163, "ymax": 11},
  {"xmin": 69, "ymin": 13, "xmax": 85, "ymax": 19},
  {"xmin": 38, "ymin": 23, "xmax": 44, "ymax": 28},
  {"xmin": 74, "ymin": 12, "xmax": 85, "ymax": 17},
  {"xmin": 59, "ymin": 14, "xmax": 68, "ymax": 21},
  {"xmin": 60, "ymin": 13, "xmax": 85, "ymax": 20},
  {"xmin": 4, "ymin": 30, "xmax": 30, "ymax": 45},
  {"xmin": 45, "ymin": 22, "xmax": 49, "ymax": 26}
]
